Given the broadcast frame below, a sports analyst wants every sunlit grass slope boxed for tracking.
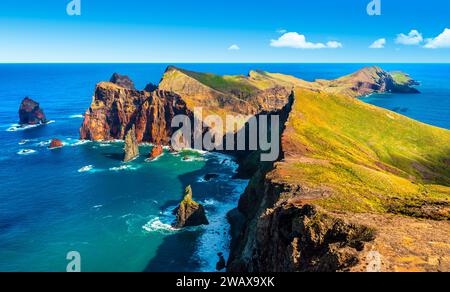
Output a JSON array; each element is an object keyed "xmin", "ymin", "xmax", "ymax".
[{"xmin": 277, "ymin": 88, "xmax": 450, "ymax": 219}]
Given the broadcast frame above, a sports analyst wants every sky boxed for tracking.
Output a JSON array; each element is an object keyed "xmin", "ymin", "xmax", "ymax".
[{"xmin": 0, "ymin": 0, "xmax": 449, "ymax": 63}]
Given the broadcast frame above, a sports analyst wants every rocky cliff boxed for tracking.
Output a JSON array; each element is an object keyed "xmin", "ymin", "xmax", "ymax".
[
  {"xmin": 19, "ymin": 97, "xmax": 47, "ymax": 125},
  {"xmin": 80, "ymin": 75, "xmax": 190, "ymax": 145}
]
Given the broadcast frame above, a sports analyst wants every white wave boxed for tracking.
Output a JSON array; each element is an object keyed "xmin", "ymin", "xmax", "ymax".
[
  {"xmin": 195, "ymin": 179, "xmax": 249, "ymax": 272},
  {"xmin": 202, "ymin": 199, "xmax": 218, "ymax": 206},
  {"xmin": 78, "ymin": 165, "xmax": 94, "ymax": 173},
  {"xmin": 17, "ymin": 149, "xmax": 37, "ymax": 155},
  {"xmin": 18, "ymin": 139, "xmax": 34, "ymax": 145},
  {"xmin": 109, "ymin": 165, "xmax": 139, "ymax": 172},
  {"xmin": 69, "ymin": 114, "xmax": 84, "ymax": 119},
  {"xmin": 142, "ymin": 217, "xmax": 178, "ymax": 234},
  {"xmin": 71, "ymin": 140, "xmax": 90, "ymax": 146},
  {"xmin": 35, "ymin": 140, "xmax": 51, "ymax": 147},
  {"xmin": 92, "ymin": 205, "xmax": 103, "ymax": 209},
  {"xmin": 7, "ymin": 121, "xmax": 55, "ymax": 132},
  {"xmin": 197, "ymin": 176, "xmax": 207, "ymax": 183}
]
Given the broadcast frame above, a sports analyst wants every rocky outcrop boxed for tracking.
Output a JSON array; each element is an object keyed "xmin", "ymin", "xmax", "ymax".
[
  {"xmin": 317, "ymin": 66, "xmax": 420, "ymax": 97},
  {"xmin": 229, "ymin": 202, "xmax": 375, "ymax": 272},
  {"xmin": 174, "ymin": 186, "xmax": 209, "ymax": 228},
  {"xmin": 19, "ymin": 97, "xmax": 47, "ymax": 125},
  {"xmin": 148, "ymin": 144, "xmax": 163, "ymax": 160},
  {"xmin": 80, "ymin": 74, "xmax": 190, "ymax": 144},
  {"xmin": 48, "ymin": 139, "xmax": 63, "ymax": 149},
  {"xmin": 216, "ymin": 253, "xmax": 226, "ymax": 271},
  {"xmin": 110, "ymin": 73, "xmax": 136, "ymax": 90},
  {"xmin": 123, "ymin": 125, "xmax": 139, "ymax": 162}
]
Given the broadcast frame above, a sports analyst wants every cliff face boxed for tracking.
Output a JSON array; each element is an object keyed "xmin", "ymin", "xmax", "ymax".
[
  {"xmin": 19, "ymin": 97, "xmax": 47, "ymax": 125},
  {"xmin": 80, "ymin": 77, "xmax": 190, "ymax": 144}
]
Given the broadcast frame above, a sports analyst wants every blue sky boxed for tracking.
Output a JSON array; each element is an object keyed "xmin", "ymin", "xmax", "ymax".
[{"xmin": 0, "ymin": 0, "xmax": 449, "ymax": 63}]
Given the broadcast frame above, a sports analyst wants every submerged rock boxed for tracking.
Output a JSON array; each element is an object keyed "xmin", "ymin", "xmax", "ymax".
[
  {"xmin": 123, "ymin": 125, "xmax": 139, "ymax": 162},
  {"xmin": 19, "ymin": 97, "xmax": 47, "ymax": 125},
  {"xmin": 148, "ymin": 144, "xmax": 163, "ymax": 161},
  {"xmin": 110, "ymin": 73, "xmax": 136, "ymax": 90},
  {"xmin": 174, "ymin": 186, "xmax": 209, "ymax": 228},
  {"xmin": 48, "ymin": 139, "xmax": 63, "ymax": 149},
  {"xmin": 216, "ymin": 253, "xmax": 226, "ymax": 271},
  {"xmin": 204, "ymin": 173, "xmax": 219, "ymax": 181}
]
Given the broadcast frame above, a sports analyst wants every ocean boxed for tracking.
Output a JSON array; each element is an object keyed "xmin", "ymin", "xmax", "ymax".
[{"xmin": 0, "ymin": 63, "xmax": 448, "ymax": 272}]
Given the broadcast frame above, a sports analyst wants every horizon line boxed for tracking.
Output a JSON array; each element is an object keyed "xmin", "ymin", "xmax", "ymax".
[{"xmin": 1, "ymin": 61, "xmax": 450, "ymax": 64}]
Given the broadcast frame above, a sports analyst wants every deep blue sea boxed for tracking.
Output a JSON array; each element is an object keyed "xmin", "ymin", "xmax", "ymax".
[{"xmin": 0, "ymin": 64, "xmax": 448, "ymax": 272}]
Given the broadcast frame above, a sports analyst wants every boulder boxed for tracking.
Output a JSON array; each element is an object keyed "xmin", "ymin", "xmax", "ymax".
[
  {"xmin": 204, "ymin": 173, "xmax": 219, "ymax": 181},
  {"xmin": 19, "ymin": 97, "xmax": 47, "ymax": 125},
  {"xmin": 123, "ymin": 125, "xmax": 139, "ymax": 162},
  {"xmin": 148, "ymin": 144, "xmax": 163, "ymax": 160},
  {"xmin": 216, "ymin": 253, "xmax": 226, "ymax": 271},
  {"xmin": 174, "ymin": 186, "xmax": 209, "ymax": 228},
  {"xmin": 48, "ymin": 139, "xmax": 63, "ymax": 149}
]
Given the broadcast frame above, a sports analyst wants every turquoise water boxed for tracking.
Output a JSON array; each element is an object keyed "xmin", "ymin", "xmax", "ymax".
[{"xmin": 0, "ymin": 64, "xmax": 448, "ymax": 272}]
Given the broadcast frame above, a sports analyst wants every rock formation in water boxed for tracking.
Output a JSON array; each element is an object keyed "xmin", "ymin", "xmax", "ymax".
[
  {"xmin": 174, "ymin": 185, "xmax": 209, "ymax": 228},
  {"xmin": 80, "ymin": 73, "xmax": 190, "ymax": 145},
  {"xmin": 19, "ymin": 97, "xmax": 47, "ymax": 125},
  {"xmin": 148, "ymin": 144, "xmax": 163, "ymax": 161},
  {"xmin": 123, "ymin": 125, "xmax": 139, "ymax": 162},
  {"xmin": 79, "ymin": 66, "xmax": 450, "ymax": 272},
  {"xmin": 48, "ymin": 139, "xmax": 63, "ymax": 149},
  {"xmin": 216, "ymin": 253, "xmax": 226, "ymax": 271}
]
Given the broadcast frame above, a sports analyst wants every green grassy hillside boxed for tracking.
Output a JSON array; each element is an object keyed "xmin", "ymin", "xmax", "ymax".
[{"xmin": 276, "ymin": 88, "xmax": 450, "ymax": 219}]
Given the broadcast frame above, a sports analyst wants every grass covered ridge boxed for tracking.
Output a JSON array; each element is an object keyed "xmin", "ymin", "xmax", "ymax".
[{"xmin": 275, "ymin": 88, "xmax": 450, "ymax": 219}]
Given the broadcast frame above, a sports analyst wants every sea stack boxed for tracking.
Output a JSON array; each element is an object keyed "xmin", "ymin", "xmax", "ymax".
[
  {"xmin": 48, "ymin": 139, "xmax": 64, "ymax": 149},
  {"xmin": 123, "ymin": 125, "xmax": 139, "ymax": 162},
  {"xmin": 174, "ymin": 186, "xmax": 209, "ymax": 228},
  {"xmin": 148, "ymin": 144, "xmax": 163, "ymax": 161},
  {"xmin": 19, "ymin": 97, "xmax": 47, "ymax": 125}
]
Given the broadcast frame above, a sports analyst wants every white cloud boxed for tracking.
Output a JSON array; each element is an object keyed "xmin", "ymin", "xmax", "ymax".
[
  {"xmin": 228, "ymin": 44, "xmax": 240, "ymax": 51},
  {"xmin": 369, "ymin": 38, "xmax": 386, "ymax": 49},
  {"xmin": 277, "ymin": 29, "xmax": 287, "ymax": 34},
  {"xmin": 270, "ymin": 32, "xmax": 342, "ymax": 49},
  {"xmin": 395, "ymin": 30, "xmax": 423, "ymax": 46},
  {"xmin": 424, "ymin": 28, "xmax": 450, "ymax": 49}
]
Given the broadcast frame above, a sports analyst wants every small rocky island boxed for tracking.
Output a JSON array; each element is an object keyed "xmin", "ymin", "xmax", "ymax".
[
  {"xmin": 123, "ymin": 125, "xmax": 139, "ymax": 162},
  {"xmin": 19, "ymin": 97, "xmax": 47, "ymax": 126},
  {"xmin": 148, "ymin": 144, "xmax": 163, "ymax": 161},
  {"xmin": 174, "ymin": 186, "xmax": 209, "ymax": 228},
  {"xmin": 48, "ymin": 139, "xmax": 64, "ymax": 149}
]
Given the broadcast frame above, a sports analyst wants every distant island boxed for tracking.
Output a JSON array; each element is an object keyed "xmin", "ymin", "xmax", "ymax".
[{"xmin": 78, "ymin": 66, "xmax": 449, "ymax": 272}]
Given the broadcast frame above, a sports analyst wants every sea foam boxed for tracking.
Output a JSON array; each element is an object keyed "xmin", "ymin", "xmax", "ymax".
[
  {"xmin": 17, "ymin": 149, "xmax": 37, "ymax": 155},
  {"xmin": 7, "ymin": 120, "xmax": 55, "ymax": 132}
]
